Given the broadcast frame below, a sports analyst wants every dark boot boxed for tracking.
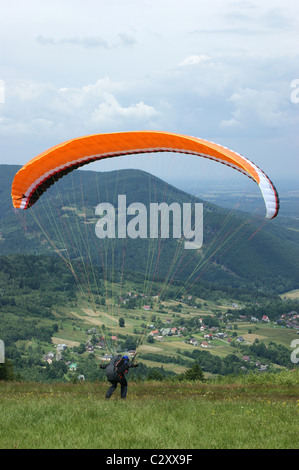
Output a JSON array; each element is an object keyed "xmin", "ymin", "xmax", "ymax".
[
  {"xmin": 120, "ymin": 377, "xmax": 128, "ymax": 398},
  {"xmin": 106, "ymin": 381, "xmax": 117, "ymax": 398}
]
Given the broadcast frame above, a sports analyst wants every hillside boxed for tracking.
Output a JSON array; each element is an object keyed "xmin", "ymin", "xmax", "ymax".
[
  {"xmin": 1, "ymin": 164, "xmax": 299, "ymax": 294},
  {"xmin": 1, "ymin": 252, "xmax": 298, "ymax": 384},
  {"xmin": 1, "ymin": 161, "xmax": 299, "ymax": 385}
]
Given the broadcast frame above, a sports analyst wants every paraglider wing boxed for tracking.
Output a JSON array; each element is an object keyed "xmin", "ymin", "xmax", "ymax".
[{"xmin": 11, "ymin": 131, "xmax": 279, "ymax": 219}]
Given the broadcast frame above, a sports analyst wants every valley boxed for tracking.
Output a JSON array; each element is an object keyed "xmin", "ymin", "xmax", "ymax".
[
  {"xmin": 1, "ymin": 257, "xmax": 298, "ymax": 382},
  {"xmin": 0, "ymin": 165, "xmax": 298, "ymax": 383}
]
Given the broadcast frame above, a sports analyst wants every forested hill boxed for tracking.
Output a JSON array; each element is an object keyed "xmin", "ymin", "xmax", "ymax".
[{"xmin": 1, "ymin": 164, "xmax": 299, "ymax": 294}]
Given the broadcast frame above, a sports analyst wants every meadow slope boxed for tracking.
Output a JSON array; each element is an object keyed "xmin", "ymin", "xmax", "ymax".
[{"xmin": 0, "ymin": 371, "xmax": 298, "ymax": 450}]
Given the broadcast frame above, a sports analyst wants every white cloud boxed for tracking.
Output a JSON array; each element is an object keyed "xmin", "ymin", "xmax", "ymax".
[
  {"xmin": 36, "ymin": 33, "xmax": 137, "ymax": 49},
  {"xmin": 36, "ymin": 35, "xmax": 109, "ymax": 49},
  {"xmin": 0, "ymin": 116, "xmax": 54, "ymax": 136},
  {"xmin": 0, "ymin": 78, "xmax": 159, "ymax": 141},
  {"xmin": 0, "ymin": 0, "xmax": 298, "ymax": 177},
  {"xmin": 220, "ymin": 87, "xmax": 291, "ymax": 129},
  {"xmin": 91, "ymin": 95, "xmax": 158, "ymax": 126},
  {"xmin": 178, "ymin": 55, "xmax": 211, "ymax": 66}
]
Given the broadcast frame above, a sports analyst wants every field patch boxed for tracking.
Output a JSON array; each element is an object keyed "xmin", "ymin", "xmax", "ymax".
[
  {"xmin": 138, "ymin": 344, "xmax": 164, "ymax": 353},
  {"xmin": 70, "ymin": 311, "xmax": 104, "ymax": 327},
  {"xmin": 242, "ymin": 333, "xmax": 267, "ymax": 343},
  {"xmin": 52, "ymin": 337, "xmax": 80, "ymax": 348},
  {"xmin": 280, "ymin": 289, "xmax": 299, "ymax": 300},
  {"xmin": 82, "ymin": 308, "xmax": 132, "ymax": 326}
]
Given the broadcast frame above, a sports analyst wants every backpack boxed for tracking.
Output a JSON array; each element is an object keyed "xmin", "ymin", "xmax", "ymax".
[{"xmin": 114, "ymin": 356, "xmax": 129, "ymax": 379}]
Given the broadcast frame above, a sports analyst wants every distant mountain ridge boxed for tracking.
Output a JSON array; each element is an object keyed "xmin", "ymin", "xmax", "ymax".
[{"xmin": 1, "ymin": 164, "xmax": 299, "ymax": 294}]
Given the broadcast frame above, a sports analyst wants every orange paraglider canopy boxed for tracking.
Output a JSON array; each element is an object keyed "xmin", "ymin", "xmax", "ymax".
[{"xmin": 11, "ymin": 130, "xmax": 279, "ymax": 219}]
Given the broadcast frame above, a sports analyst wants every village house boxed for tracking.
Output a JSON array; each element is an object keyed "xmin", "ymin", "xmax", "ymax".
[
  {"xmin": 161, "ymin": 328, "xmax": 172, "ymax": 336},
  {"xmin": 189, "ymin": 338, "xmax": 199, "ymax": 346},
  {"xmin": 155, "ymin": 336, "xmax": 164, "ymax": 341},
  {"xmin": 251, "ymin": 316, "xmax": 259, "ymax": 322},
  {"xmin": 149, "ymin": 329, "xmax": 159, "ymax": 336},
  {"xmin": 210, "ymin": 327, "xmax": 219, "ymax": 332},
  {"xmin": 44, "ymin": 356, "xmax": 53, "ymax": 365},
  {"xmin": 201, "ymin": 341, "xmax": 209, "ymax": 348},
  {"xmin": 242, "ymin": 356, "xmax": 250, "ymax": 362},
  {"xmin": 96, "ymin": 339, "xmax": 105, "ymax": 349},
  {"xmin": 287, "ymin": 310, "xmax": 298, "ymax": 317},
  {"xmin": 127, "ymin": 350, "xmax": 136, "ymax": 357},
  {"xmin": 236, "ymin": 336, "xmax": 245, "ymax": 343},
  {"xmin": 86, "ymin": 344, "xmax": 94, "ymax": 353},
  {"xmin": 44, "ymin": 352, "xmax": 54, "ymax": 360},
  {"xmin": 216, "ymin": 332, "xmax": 227, "ymax": 339},
  {"xmin": 101, "ymin": 354, "xmax": 113, "ymax": 362},
  {"xmin": 87, "ymin": 328, "xmax": 97, "ymax": 334}
]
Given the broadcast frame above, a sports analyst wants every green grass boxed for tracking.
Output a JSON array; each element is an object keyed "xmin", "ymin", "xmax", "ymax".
[{"xmin": 0, "ymin": 371, "xmax": 298, "ymax": 449}]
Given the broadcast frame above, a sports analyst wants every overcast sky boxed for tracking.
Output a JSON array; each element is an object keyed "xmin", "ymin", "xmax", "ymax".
[{"xmin": 0, "ymin": 0, "xmax": 298, "ymax": 182}]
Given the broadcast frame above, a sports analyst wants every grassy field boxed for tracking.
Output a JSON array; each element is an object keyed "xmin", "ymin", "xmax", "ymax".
[
  {"xmin": 1, "ymin": 371, "xmax": 298, "ymax": 449},
  {"xmin": 280, "ymin": 289, "xmax": 299, "ymax": 300}
]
